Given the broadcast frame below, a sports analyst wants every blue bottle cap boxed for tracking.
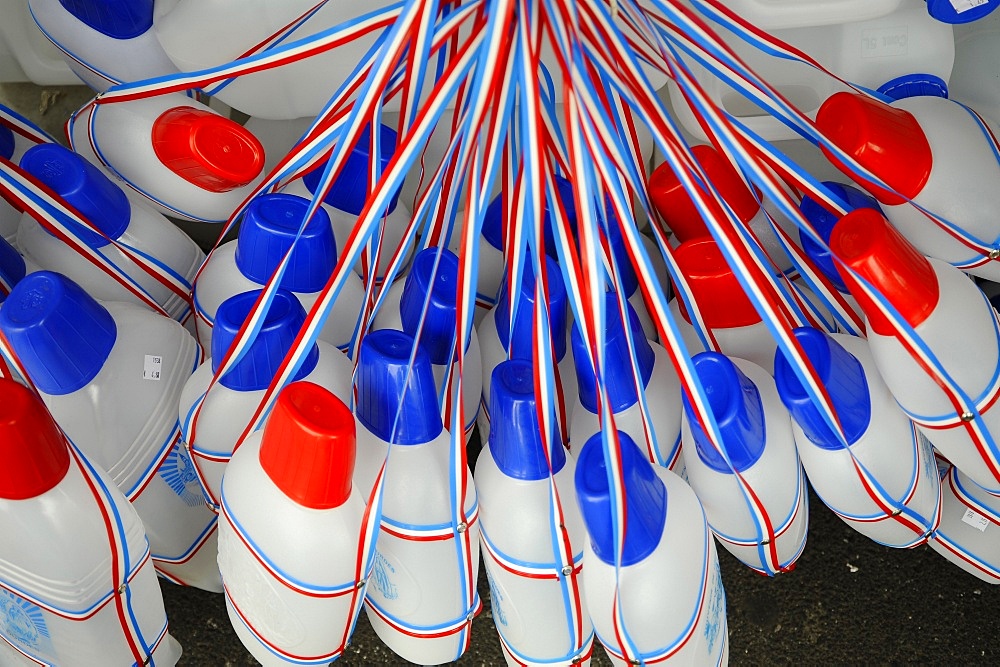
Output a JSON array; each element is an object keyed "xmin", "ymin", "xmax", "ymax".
[
  {"xmin": 355, "ymin": 329, "xmax": 443, "ymax": 445},
  {"xmin": 799, "ymin": 181, "xmax": 882, "ymax": 293},
  {"xmin": 399, "ymin": 247, "xmax": 460, "ymax": 365},
  {"xmin": 603, "ymin": 213, "xmax": 639, "ymax": 298},
  {"xmin": 19, "ymin": 143, "xmax": 130, "ymax": 249},
  {"xmin": 488, "ymin": 359, "xmax": 566, "ymax": 480},
  {"xmin": 571, "ymin": 291, "xmax": 654, "ymax": 413},
  {"xmin": 773, "ymin": 327, "xmax": 871, "ymax": 450},
  {"xmin": 495, "ymin": 255, "xmax": 568, "ymax": 361},
  {"xmin": 682, "ymin": 352, "xmax": 766, "ymax": 474},
  {"xmin": 482, "ymin": 175, "xmax": 578, "ymax": 256},
  {"xmin": 0, "ymin": 125, "xmax": 14, "ymax": 161},
  {"xmin": 58, "ymin": 0, "xmax": 154, "ymax": 39},
  {"xmin": 876, "ymin": 73, "xmax": 949, "ymax": 101},
  {"xmin": 235, "ymin": 193, "xmax": 335, "ymax": 293},
  {"xmin": 211, "ymin": 289, "xmax": 319, "ymax": 391},
  {"xmin": 0, "ymin": 236, "xmax": 26, "ymax": 304},
  {"xmin": 926, "ymin": 0, "xmax": 998, "ymax": 24},
  {"xmin": 302, "ymin": 124, "xmax": 400, "ymax": 216},
  {"xmin": 0, "ymin": 271, "xmax": 115, "ymax": 395},
  {"xmin": 575, "ymin": 430, "xmax": 667, "ymax": 566}
]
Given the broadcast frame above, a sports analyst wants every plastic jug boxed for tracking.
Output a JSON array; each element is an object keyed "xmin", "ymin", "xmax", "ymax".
[
  {"xmin": 352, "ymin": 329, "xmax": 480, "ymax": 665},
  {"xmin": 219, "ymin": 381, "xmax": 368, "ymax": 665},
  {"xmin": 18, "ymin": 143, "xmax": 205, "ymax": 324},
  {"xmin": 0, "ymin": 378, "xmax": 183, "ymax": 666},
  {"xmin": 281, "ymin": 124, "xmax": 413, "ymax": 282},
  {"xmin": 682, "ymin": 352, "xmax": 809, "ymax": 573},
  {"xmin": 28, "ymin": 0, "xmax": 179, "ymax": 91},
  {"xmin": 817, "ymin": 91, "xmax": 1000, "ymax": 282},
  {"xmin": 950, "ymin": 10, "xmax": 1000, "ymax": 124},
  {"xmin": 569, "ymin": 291, "xmax": 684, "ymax": 473},
  {"xmin": 474, "ymin": 360, "xmax": 593, "ymax": 666},
  {"xmin": 0, "ymin": 271, "xmax": 221, "ymax": 591},
  {"xmin": 178, "ymin": 288, "xmax": 353, "ymax": 511},
  {"xmin": 69, "ymin": 92, "xmax": 266, "ymax": 223},
  {"xmin": 775, "ymin": 327, "xmax": 942, "ymax": 548},
  {"xmin": 930, "ymin": 465, "xmax": 1000, "ymax": 584},
  {"xmin": 0, "ymin": 115, "xmax": 42, "ymax": 247},
  {"xmin": 242, "ymin": 115, "xmax": 313, "ymax": 176},
  {"xmin": 477, "ymin": 255, "xmax": 574, "ymax": 444},
  {"xmin": 371, "ymin": 247, "xmax": 482, "ymax": 441},
  {"xmin": 831, "ymin": 208, "xmax": 1000, "ymax": 494},
  {"xmin": 576, "ymin": 431, "xmax": 729, "ymax": 666},
  {"xmin": 669, "ymin": 0, "xmax": 954, "ymax": 143},
  {"xmin": 192, "ymin": 192, "xmax": 364, "ymax": 352}
]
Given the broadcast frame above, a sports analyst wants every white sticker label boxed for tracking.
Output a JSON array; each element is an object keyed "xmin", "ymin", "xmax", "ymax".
[
  {"xmin": 860, "ymin": 26, "xmax": 908, "ymax": 59},
  {"xmin": 143, "ymin": 355, "xmax": 162, "ymax": 381},
  {"xmin": 950, "ymin": 0, "xmax": 989, "ymax": 14},
  {"xmin": 962, "ymin": 508, "xmax": 990, "ymax": 532}
]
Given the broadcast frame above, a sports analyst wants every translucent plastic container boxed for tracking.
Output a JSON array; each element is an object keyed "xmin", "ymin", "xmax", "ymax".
[
  {"xmin": 930, "ymin": 465, "xmax": 1000, "ymax": 584},
  {"xmin": 352, "ymin": 330, "xmax": 480, "ymax": 665},
  {"xmin": 192, "ymin": 193, "xmax": 364, "ymax": 352},
  {"xmin": 219, "ymin": 382, "xmax": 367, "ymax": 665},
  {"xmin": 682, "ymin": 353, "xmax": 808, "ymax": 573},
  {"xmin": 670, "ymin": 0, "xmax": 954, "ymax": 143},
  {"xmin": 27, "ymin": 0, "xmax": 179, "ymax": 91},
  {"xmin": 242, "ymin": 116, "xmax": 313, "ymax": 176},
  {"xmin": 817, "ymin": 92, "xmax": 1000, "ymax": 282},
  {"xmin": 569, "ymin": 292, "xmax": 684, "ymax": 473},
  {"xmin": 372, "ymin": 247, "xmax": 482, "ymax": 441},
  {"xmin": 0, "ymin": 271, "xmax": 221, "ymax": 591},
  {"xmin": 474, "ymin": 360, "xmax": 593, "ymax": 666},
  {"xmin": 70, "ymin": 92, "xmax": 266, "ymax": 223},
  {"xmin": 576, "ymin": 431, "xmax": 728, "ymax": 666},
  {"xmin": 831, "ymin": 208, "xmax": 1000, "ymax": 494},
  {"xmin": 775, "ymin": 327, "xmax": 942, "ymax": 548},
  {"xmin": 0, "ymin": 378, "xmax": 182, "ymax": 666},
  {"xmin": 0, "ymin": 117, "xmax": 41, "ymax": 247},
  {"xmin": 950, "ymin": 10, "xmax": 1000, "ymax": 123},
  {"xmin": 17, "ymin": 143, "xmax": 205, "ymax": 324},
  {"xmin": 178, "ymin": 288, "xmax": 354, "ymax": 511}
]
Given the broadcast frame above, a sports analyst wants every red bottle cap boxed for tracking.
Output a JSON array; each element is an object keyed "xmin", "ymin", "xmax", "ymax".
[
  {"xmin": 151, "ymin": 107, "xmax": 264, "ymax": 193},
  {"xmin": 647, "ymin": 144, "xmax": 762, "ymax": 242},
  {"xmin": 830, "ymin": 208, "xmax": 939, "ymax": 335},
  {"xmin": 674, "ymin": 237, "xmax": 762, "ymax": 329},
  {"xmin": 0, "ymin": 379, "xmax": 70, "ymax": 500},
  {"xmin": 815, "ymin": 92, "xmax": 932, "ymax": 206},
  {"xmin": 259, "ymin": 381, "xmax": 356, "ymax": 509}
]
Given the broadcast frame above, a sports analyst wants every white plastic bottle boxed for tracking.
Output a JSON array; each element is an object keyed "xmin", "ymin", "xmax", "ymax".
[
  {"xmin": 18, "ymin": 142, "xmax": 205, "ymax": 324},
  {"xmin": 474, "ymin": 360, "xmax": 593, "ymax": 666},
  {"xmin": 281, "ymin": 123, "xmax": 412, "ymax": 282},
  {"xmin": 775, "ymin": 327, "xmax": 942, "ymax": 548},
  {"xmin": 27, "ymin": 0, "xmax": 179, "ymax": 92},
  {"xmin": 817, "ymin": 91, "xmax": 1000, "ymax": 282},
  {"xmin": 70, "ymin": 92, "xmax": 266, "ymax": 223},
  {"xmin": 575, "ymin": 430, "xmax": 728, "ymax": 666},
  {"xmin": 0, "ymin": 378, "xmax": 183, "ymax": 666},
  {"xmin": 178, "ymin": 288, "xmax": 354, "ymax": 511},
  {"xmin": 477, "ymin": 255, "xmax": 573, "ymax": 443},
  {"xmin": 0, "ymin": 270, "xmax": 222, "ymax": 591},
  {"xmin": 681, "ymin": 352, "xmax": 809, "ymax": 573},
  {"xmin": 192, "ymin": 192, "xmax": 364, "ymax": 352},
  {"xmin": 930, "ymin": 465, "xmax": 1000, "ymax": 585},
  {"xmin": 831, "ymin": 208, "xmax": 1000, "ymax": 494},
  {"xmin": 569, "ymin": 291, "xmax": 684, "ymax": 472},
  {"xmin": 352, "ymin": 329, "xmax": 480, "ymax": 665},
  {"xmin": 950, "ymin": 9, "xmax": 1000, "ymax": 125},
  {"xmin": 372, "ymin": 247, "xmax": 482, "ymax": 441},
  {"xmin": 0, "ymin": 116, "xmax": 40, "ymax": 247},
  {"xmin": 219, "ymin": 381, "xmax": 368, "ymax": 665},
  {"xmin": 242, "ymin": 116, "xmax": 313, "ymax": 176}
]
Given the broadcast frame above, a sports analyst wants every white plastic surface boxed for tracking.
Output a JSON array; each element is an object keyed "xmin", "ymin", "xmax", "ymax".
[
  {"xmin": 39, "ymin": 302, "xmax": 221, "ymax": 591},
  {"xmin": 0, "ymin": 0, "xmax": 82, "ymax": 85},
  {"xmin": 219, "ymin": 431, "xmax": 367, "ymax": 666},
  {"xmin": 686, "ymin": 0, "xmax": 904, "ymax": 30},
  {"xmin": 950, "ymin": 11, "xmax": 1000, "ymax": 124},
  {"xmin": 18, "ymin": 190, "xmax": 205, "ymax": 322},
  {"xmin": 242, "ymin": 116, "xmax": 314, "ymax": 176},
  {"xmin": 178, "ymin": 343, "xmax": 354, "ymax": 510},
  {"xmin": 584, "ymin": 465, "xmax": 729, "ymax": 666},
  {"xmin": 69, "ymin": 93, "xmax": 266, "ymax": 223},
  {"xmin": 192, "ymin": 241, "xmax": 365, "ymax": 352},
  {"xmin": 790, "ymin": 334, "xmax": 942, "ymax": 548},
  {"xmin": 28, "ymin": 0, "xmax": 179, "ymax": 92},
  {"xmin": 0, "ymin": 131, "xmax": 40, "ymax": 248},
  {"xmin": 930, "ymin": 466, "xmax": 1000, "ymax": 584},
  {"xmin": 681, "ymin": 358, "xmax": 809, "ymax": 571},
  {"xmin": 0, "ymin": 448, "xmax": 181, "ymax": 665},
  {"xmin": 474, "ymin": 443, "xmax": 593, "ymax": 666}
]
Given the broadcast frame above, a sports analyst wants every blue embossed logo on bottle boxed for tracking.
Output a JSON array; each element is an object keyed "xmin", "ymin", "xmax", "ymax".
[
  {"xmin": 703, "ymin": 559, "xmax": 726, "ymax": 655},
  {"xmin": 485, "ymin": 569, "xmax": 508, "ymax": 628},
  {"xmin": 0, "ymin": 588, "xmax": 52, "ymax": 655},
  {"xmin": 372, "ymin": 551, "xmax": 399, "ymax": 601},
  {"xmin": 159, "ymin": 443, "xmax": 206, "ymax": 507}
]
